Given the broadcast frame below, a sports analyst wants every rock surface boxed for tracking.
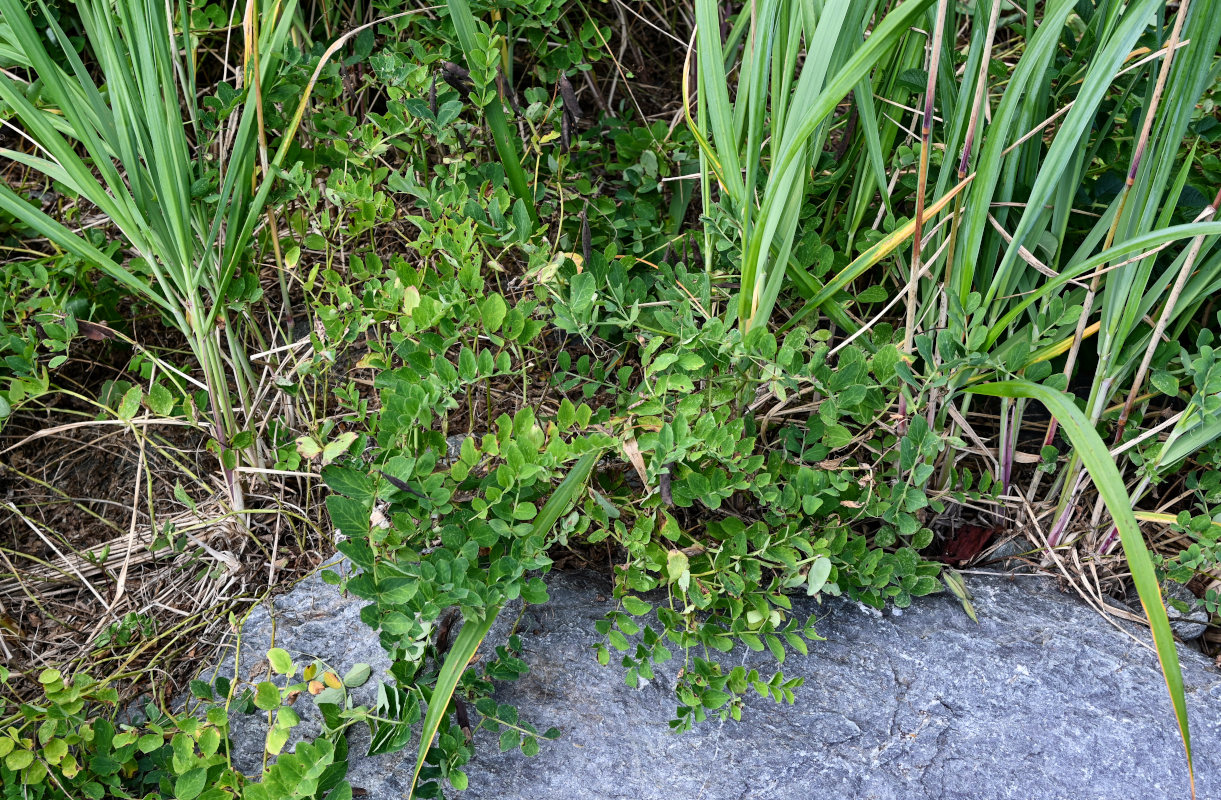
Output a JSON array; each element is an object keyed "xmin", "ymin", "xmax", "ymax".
[
  {"xmin": 208, "ymin": 564, "xmax": 1221, "ymax": 800},
  {"xmin": 1164, "ymin": 580, "xmax": 1211, "ymax": 641}
]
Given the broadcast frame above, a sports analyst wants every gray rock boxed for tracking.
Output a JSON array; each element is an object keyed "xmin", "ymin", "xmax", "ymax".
[
  {"xmin": 193, "ymin": 561, "xmax": 417, "ymax": 793},
  {"xmin": 206, "ymin": 565, "xmax": 1221, "ymax": 800},
  {"xmin": 1164, "ymin": 580, "xmax": 1211, "ymax": 641}
]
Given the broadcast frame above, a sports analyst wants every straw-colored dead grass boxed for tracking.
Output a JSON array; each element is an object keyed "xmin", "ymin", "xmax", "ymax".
[{"xmin": 0, "ymin": 412, "xmax": 327, "ymax": 707}]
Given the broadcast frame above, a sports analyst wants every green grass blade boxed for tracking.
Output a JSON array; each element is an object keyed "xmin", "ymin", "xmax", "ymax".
[
  {"xmin": 0, "ymin": 183, "xmax": 169, "ymax": 312},
  {"xmin": 981, "ymin": 0, "xmax": 1163, "ymax": 312},
  {"xmin": 530, "ymin": 448, "xmax": 603, "ymax": 542},
  {"xmin": 791, "ymin": 176, "xmax": 971, "ymax": 325},
  {"xmin": 1158, "ymin": 400, "xmax": 1221, "ymax": 473},
  {"xmin": 948, "ymin": 0, "xmax": 1073, "ymax": 305},
  {"xmin": 739, "ymin": 0, "xmax": 934, "ymax": 332},
  {"xmin": 10, "ymin": 0, "xmax": 130, "ymax": 198},
  {"xmin": 985, "ymin": 221, "xmax": 1221, "ymax": 349},
  {"xmin": 0, "ymin": 76, "xmax": 138, "ymax": 237},
  {"xmin": 407, "ymin": 448, "xmax": 602, "ymax": 797},
  {"xmin": 693, "ymin": 0, "xmax": 743, "ymax": 206},
  {"xmin": 966, "ymin": 379, "xmax": 1193, "ymax": 794},
  {"xmin": 852, "ymin": 77, "xmax": 893, "ymax": 223},
  {"xmin": 408, "ymin": 609, "xmax": 498, "ymax": 798}
]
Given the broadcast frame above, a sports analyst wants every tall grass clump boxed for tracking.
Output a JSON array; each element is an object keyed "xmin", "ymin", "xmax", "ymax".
[
  {"xmin": 0, "ymin": 0, "xmax": 307, "ymax": 508},
  {"xmin": 687, "ymin": 0, "xmax": 934, "ymax": 336},
  {"xmin": 691, "ymin": 0, "xmax": 1221, "ymax": 790}
]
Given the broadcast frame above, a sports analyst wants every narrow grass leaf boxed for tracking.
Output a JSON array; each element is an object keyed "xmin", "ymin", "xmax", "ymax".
[
  {"xmin": 967, "ymin": 379, "xmax": 1193, "ymax": 795},
  {"xmin": 407, "ymin": 448, "xmax": 602, "ymax": 797}
]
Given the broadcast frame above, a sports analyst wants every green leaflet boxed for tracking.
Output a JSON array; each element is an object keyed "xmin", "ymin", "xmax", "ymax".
[{"xmin": 444, "ymin": 0, "xmax": 539, "ymax": 227}]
